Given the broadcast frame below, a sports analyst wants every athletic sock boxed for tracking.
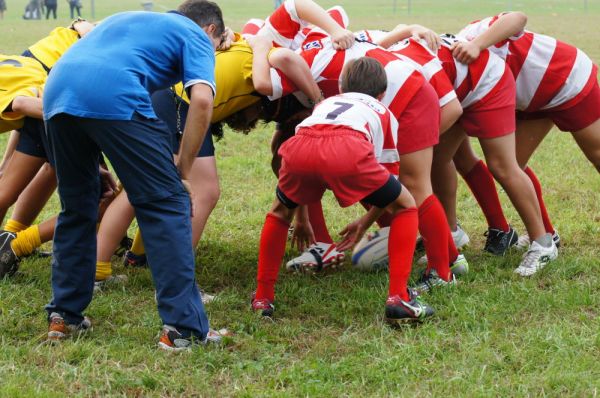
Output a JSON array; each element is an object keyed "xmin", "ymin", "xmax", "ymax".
[
  {"xmin": 418, "ymin": 195, "xmax": 452, "ymax": 281},
  {"xmin": 388, "ymin": 208, "xmax": 418, "ymax": 301},
  {"xmin": 524, "ymin": 167, "xmax": 555, "ymax": 234},
  {"xmin": 4, "ymin": 219, "xmax": 28, "ymax": 233},
  {"xmin": 534, "ymin": 233, "xmax": 553, "ymax": 248},
  {"xmin": 95, "ymin": 261, "xmax": 112, "ymax": 281},
  {"xmin": 462, "ymin": 160, "xmax": 510, "ymax": 232},
  {"xmin": 306, "ymin": 202, "xmax": 333, "ymax": 244},
  {"xmin": 448, "ymin": 229, "xmax": 459, "ymax": 263},
  {"xmin": 130, "ymin": 229, "xmax": 146, "ymax": 256},
  {"xmin": 10, "ymin": 225, "xmax": 41, "ymax": 257},
  {"xmin": 255, "ymin": 213, "xmax": 290, "ymax": 302}
]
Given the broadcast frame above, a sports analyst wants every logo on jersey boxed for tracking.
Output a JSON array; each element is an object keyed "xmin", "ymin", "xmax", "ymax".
[
  {"xmin": 303, "ymin": 40, "xmax": 323, "ymax": 51},
  {"xmin": 0, "ymin": 59, "xmax": 23, "ymax": 68},
  {"xmin": 355, "ymin": 30, "xmax": 372, "ymax": 43}
]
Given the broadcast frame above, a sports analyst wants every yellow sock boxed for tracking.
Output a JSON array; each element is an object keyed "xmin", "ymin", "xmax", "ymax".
[
  {"xmin": 95, "ymin": 261, "xmax": 112, "ymax": 281},
  {"xmin": 4, "ymin": 219, "xmax": 28, "ymax": 233},
  {"xmin": 130, "ymin": 229, "xmax": 145, "ymax": 255},
  {"xmin": 10, "ymin": 225, "xmax": 41, "ymax": 257}
]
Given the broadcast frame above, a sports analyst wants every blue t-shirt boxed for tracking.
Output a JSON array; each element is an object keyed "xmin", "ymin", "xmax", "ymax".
[{"xmin": 43, "ymin": 11, "xmax": 215, "ymax": 120}]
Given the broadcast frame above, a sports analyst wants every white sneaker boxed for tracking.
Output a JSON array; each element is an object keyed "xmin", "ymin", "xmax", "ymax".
[
  {"xmin": 516, "ymin": 230, "xmax": 560, "ymax": 250},
  {"xmin": 285, "ymin": 242, "xmax": 345, "ymax": 272},
  {"xmin": 416, "ymin": 226, "xmax": 470, "ymax": 265},
  {"xmin": 514, "ymin": 241, "xmax": 558, "ymax": 277},
  {"xmin": 93, "ymin": 274, "xmax": 128, "ymax": 293},
  {"xmin": 452, "ymin": 225, "xmax": 470, "ymax": 249}
]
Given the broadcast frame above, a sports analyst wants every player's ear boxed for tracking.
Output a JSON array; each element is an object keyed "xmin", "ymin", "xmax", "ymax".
[{"xmin": 376, "ymin": 91, "xmax": 386, "ymax": 101}]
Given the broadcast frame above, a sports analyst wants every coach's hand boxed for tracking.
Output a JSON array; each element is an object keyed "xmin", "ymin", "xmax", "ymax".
[
  {"xmin": 451, "ymin": 41, "xmax": 480, "ymax": 64},
  {"xmin": 331, "ymin": 28, "xmax": 355, "ymax": 50},
  {"xmin": 99, "ymin": 165, "xmax": 117, "ymax": 198},
  {"xmin": 181, "ymin": 179, "xmax": 195, "ymax": 218}
]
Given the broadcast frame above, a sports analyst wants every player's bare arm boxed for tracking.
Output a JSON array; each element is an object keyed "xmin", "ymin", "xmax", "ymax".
[
  {"xmin": 10, "ymin": 96, "xmax": 43, "ymax": 119},
  {"xmin": 453, "ymin": 11, "xmax": 527, "ymax": 64},
  {"xmin": 338, "ymin": 206, "xmax": 385, "ymax": 251},
  {"xmin": 376, "ymin": 24, "xmax": 441, "ymax": 52},
  {"xmin": 292, "ymin": 0, "xmax": 354, "ymax": 49},
  {"xmin": 269, "ymin": 49, "xmax": 323, "ymax": 104}
]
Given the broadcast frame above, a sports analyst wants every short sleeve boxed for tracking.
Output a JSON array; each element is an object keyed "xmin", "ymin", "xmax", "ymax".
[{"xmin": 180, "ymin": 29, "xmax": 216, "ymax": 96}]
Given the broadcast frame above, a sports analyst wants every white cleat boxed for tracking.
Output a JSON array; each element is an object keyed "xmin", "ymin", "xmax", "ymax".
[
  {"xmin": 286, "ymin": 242, "xmax": 345, "ymax": 273},
  {"xmin": 416, "ymin": 225, "xmax": 470, "ymax": 265},
  {"xmin": 516, "ymin": 230, "xmax": 560, "ymax": 251},
  {"xmin": 514, "ymin": 241, "xmax": 558, "ymax": 277}
]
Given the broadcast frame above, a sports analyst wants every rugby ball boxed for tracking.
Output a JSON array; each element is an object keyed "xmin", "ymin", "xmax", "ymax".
[{"xmin": 351, "ymin": 227, "xmax": 390, "ymax": 271}]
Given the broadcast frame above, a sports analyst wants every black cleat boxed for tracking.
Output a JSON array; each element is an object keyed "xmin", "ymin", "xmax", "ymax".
[
  {"xmin": 0, "ymin": 231, "xmax": 19, "ymax": 278},
  {"xmin": 483, "ymin": 226, "xmax": 518, "ymax": 256}
]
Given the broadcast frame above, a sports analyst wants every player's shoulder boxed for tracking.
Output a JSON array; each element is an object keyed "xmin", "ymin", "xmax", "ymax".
[{"xmin": 338, "ymin": 92, "xmax": 389, "ymax": 115}]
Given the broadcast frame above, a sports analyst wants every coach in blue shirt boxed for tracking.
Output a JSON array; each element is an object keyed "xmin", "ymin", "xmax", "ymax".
[{"xmin": 42, "ymin": 0, "xmax": 224, "ymax": 350}]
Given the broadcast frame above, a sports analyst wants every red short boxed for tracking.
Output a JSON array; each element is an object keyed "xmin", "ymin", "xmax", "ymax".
[
  {"xmin": 397, "ymin": 82, "xmax": 440, "ymax": 155},
  {"xmin": 460, "ymin": 67, "xmax": 516, "ymax": 139},
  {"xmin": 277, "ymin": 128, "xmax": 391, "ymax": 207},
  {"xmin": 517, "ymin": 76, "xmax": 600, "ymax": 132}
]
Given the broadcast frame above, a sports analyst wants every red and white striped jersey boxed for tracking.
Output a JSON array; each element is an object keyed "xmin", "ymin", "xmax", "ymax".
[
  {"xmin": 297, "ymin": 92, "xmax": 400, "ymax": 173},
  {"xmin": 241, "ymin": 18, "xmax": 264, "ymax": 37},
  {"xmin": 255, "ymin": 1, "xmax": 349, "ymax": 50},
  {"xmin": 270, "ymin": 38, "xmax": 425, "ymax": 123},
  {"xmin": 458, "ymin": 13, "xmax": 597, "ymax": 111},
  {"xmin": 436, "ymin": 34, "xmax": 508, "ymax": 109}
]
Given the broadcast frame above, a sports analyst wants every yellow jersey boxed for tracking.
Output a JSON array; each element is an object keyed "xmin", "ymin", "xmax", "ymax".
[
  {"xmin": 0, "ymin": 55, "xmax": 46, "ymax": 133},
  {"xmin": 172, "ymin": 34, "xmax": 260, "ymax": 123},
  {"xmin": 27, "ymin": 26, "xmax": 80, "ymax": 71}
]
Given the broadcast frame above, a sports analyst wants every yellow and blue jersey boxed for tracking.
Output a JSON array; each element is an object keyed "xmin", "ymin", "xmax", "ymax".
[
  {"xmin": 0, "ymin": 55, "xmax": 46, "ymax": 133},
  {"xmin": 26, "ymin": 26, "xmax": 80, "ymax": 72}
]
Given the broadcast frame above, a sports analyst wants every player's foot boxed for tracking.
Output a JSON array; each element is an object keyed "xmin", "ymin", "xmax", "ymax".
[
  {"xmin": 515, "ymin": 230, "xmax": 560, "ymax": 250},
  {"xmin": 158, "ymin": 325, "xmax": 226, "ymax": 352},
  {"xmin": 114, "ymin": 236, "xmax": 133, "ymax": 257},
  {"xmin": 385, "ymin": 294, "xmax": 435, "ymax": 325},
  {"xmin": 483, "ymin": 226, "xmax": 518, "ymax": 256},
  {"xmin": 514, "ymin": 240, "xmax": 558, "ymax": 277},
  {"xmin": 450, "ymin": 254, "xmax": 469, "ymax": 276},
  {"xmin": 47, "ymin": 312, "xmax": 92, "ymax": 342},
  {"xmin": 452, "ymin": 225, "xmax": 470, "ymax": 249},
  {"xmin": 416, "ymin": 225, "xmax": 470, "ymax": 265},
  {"xmin": 123, "ymin": 250, "xmax": 147, "ymax": 268},
  {"xmin": 285, "ymin": 242, "xmax": 345, "ymax": 273},
  {"xmin": 0, "ymin": 231, "xmax": 19, "ymax": 278},
  {"xmin": 251, "ymin": 297, "xmax": 274, "ymax": 317},
  {"xmin": 93, "ymin": 274, "xmax": 128, "ymax": 293},
  {"xmin": 413, "ymin": 270, "xmax": 456, "ymax": 294},
  {"xmin": 199, "ymin": 288, "xmax": 217, "ymax": 305}
]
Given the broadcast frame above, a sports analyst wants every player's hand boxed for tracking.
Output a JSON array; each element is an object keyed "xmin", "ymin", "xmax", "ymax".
[
  {"xmin": 291, "ymin": 218, "xmax": 316, "ymax": 252},
  {"xmin": 410, "ymin": 24, "xmax": 440, "ymax": 52},
  {"xmin": 181, "ymin": 179, "xmax": 195, "ymax": 218},
  {"xmin": 331, "ymin": 28, "xmax": 355, "ymax": 50},
  {"xmin": 217, "ymin": 27, "xmax": 235, "ymax": 51},
  {"xmin": 246, "ymin": 34, "xmax": 272, "ymax": 52},
  {"xmin": 98, "ymin": 165, "xmax": 117, "ymax": 199},
  {"xmin": 337, "ymin": 218, "xmax": 368, "ymax": 252},
  {"xmin": 451, "ymin": 40, "xmax": 480, "ymax": 64}
]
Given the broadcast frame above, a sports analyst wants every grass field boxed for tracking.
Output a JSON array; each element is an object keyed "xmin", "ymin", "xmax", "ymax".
[{"xmin": 1, "ymin": 0, "xmax": 600, "ymax": 396}]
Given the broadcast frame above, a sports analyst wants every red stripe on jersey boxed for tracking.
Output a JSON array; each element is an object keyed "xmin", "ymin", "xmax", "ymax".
[
  {"xmin": 320, "ymin": 50, "xmax": 346, "ymax": 80},
  {"xmin": 525, "ymin": 40, "xmax": 577, "ymax": 112},
  {"xmin": 386, "ymin": 71, "xmax": 425, "ymax": 118},
  {"xmin": 242, "ymin": 19, "xmax": 264, "ymax": 36},
  {"xmin": 268, "ymin": 3, "xmax": 301, "ymax": 41},
  {"xmin": 468, "ymin": 50, "xmax": 489, "ymax": 90},
  {"xmin": 366, "ymin": 47, "xmax": 400, "ymax": 68},
  {"xmin": 505, "ymin": 32, "xmax": 533, "ymax": 79}
]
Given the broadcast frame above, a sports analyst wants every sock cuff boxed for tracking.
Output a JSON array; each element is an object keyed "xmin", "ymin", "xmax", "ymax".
[
  {"xmin": 418, "ymin": 195, "xmax": 439, "ymax": 216},
  {"xmin": 95, "ymin": 261, "xmax": 113, "ymax": 280},
  {"xmin": 4, "ymin": 219, "xmax": 29, "ymax": 233},
  {"xmin": 390, "ymin": 207, "xmax": 418, "ymax": 222},
  {"xmin": 130, "ymin": 229, "xmax": 145, "ymax": 256}
]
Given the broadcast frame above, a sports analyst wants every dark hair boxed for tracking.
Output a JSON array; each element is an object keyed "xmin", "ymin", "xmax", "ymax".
[
  {"xmin": 177, "ymin": 0, "xmax": 225, "ymax": 37},
  {"xmin": 340, "ymin": 57, "xmax": 387, "ymax": 98},
  {"xmin": 223, "ymin": 95, "xmax": 310, "ymax": 135}
]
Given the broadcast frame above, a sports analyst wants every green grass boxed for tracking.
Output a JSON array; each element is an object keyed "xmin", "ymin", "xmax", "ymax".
[{"xmin": 1, "ymin": 1, "xmax": 600, "ymax": 396}]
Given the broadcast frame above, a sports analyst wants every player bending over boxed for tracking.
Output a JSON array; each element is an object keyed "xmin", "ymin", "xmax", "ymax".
[{"xmin": 252, "ymin": 57, "xmax": 434, "ymax": 324}]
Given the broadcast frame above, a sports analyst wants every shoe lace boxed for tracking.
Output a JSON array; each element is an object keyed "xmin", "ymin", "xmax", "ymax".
[{"xmin": 520, "ymin": 247, "xmax": 542, "ymax": 269}]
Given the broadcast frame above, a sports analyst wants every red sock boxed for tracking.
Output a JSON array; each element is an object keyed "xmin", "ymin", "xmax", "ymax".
[
  {"xmin": 307, "ymin": 201, "xmax": 333, "ymax": 243},
  {"xmin": 418, "ymin": 195, "xmax": 451, "ymax": 281},
  {"xmin": 524, "ymin": 167, "xmax": 555, "ymax": 234},
  {"xmin": 462, "ymin": 160, "xmax": 510, "ymax": 232},
  {"xmin": 255, "ymin": 213, "xmax": 290, "ymax": 302},
  {"xmin": 360, "ymin": 202, "xmax": 394, "ymax": 228},
  {"xmin": 388, "ymin": 208, "xmax": 418, "ymax": 300}
]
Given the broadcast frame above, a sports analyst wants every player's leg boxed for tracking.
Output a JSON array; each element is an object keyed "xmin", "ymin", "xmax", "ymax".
[
  {"xmin": 514, "ymin": 118, "xmax": 557, "ymax": 247},
  {"xmin": 0, "ymin": 130, "xmax": 20, "ymax": 177},
  {"xmin": 5, "ymin": 163, "xmax": 56, "ymax": 229},
  {"xmin": 571, "ymin": 118, "xmax": 600, "ymax": 173},
  {"xmin": 0, "ymin": 151, "xmax": 45, "ymax": 224}
]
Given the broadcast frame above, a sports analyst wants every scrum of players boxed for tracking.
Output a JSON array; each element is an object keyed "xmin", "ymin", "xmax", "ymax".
[{"xmin": 0, "ymin": 0, "xmax": 599, "ymax": 335}]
